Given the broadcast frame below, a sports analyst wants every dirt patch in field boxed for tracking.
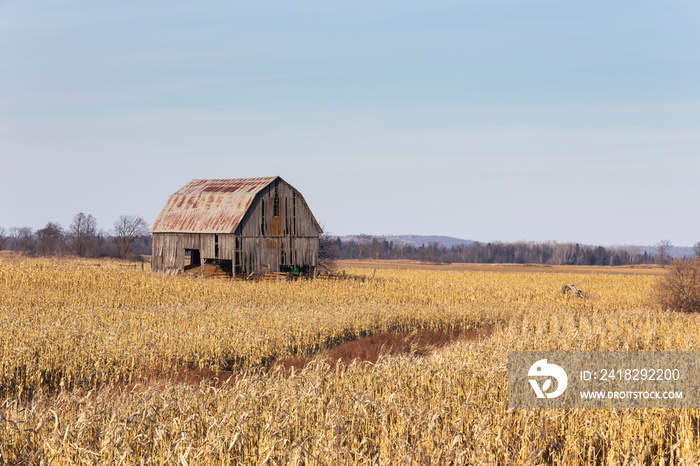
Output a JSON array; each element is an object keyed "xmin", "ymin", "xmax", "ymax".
[
  {"xmin": 271, "ymin": 327, "xmax": 492, "ymax": 374},
  {"xmin": 106, "ymin": 327, "xmax": 492, "ymax": 392}
]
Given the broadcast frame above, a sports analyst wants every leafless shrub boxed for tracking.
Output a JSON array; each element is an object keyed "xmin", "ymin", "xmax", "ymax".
[
  {"xmin": 654, "ymin": 259, "xmax": 700, "ymax": 312},
  {"xmin": 318, "ymin": 233, "xmax": 339, "ymax": 273}
]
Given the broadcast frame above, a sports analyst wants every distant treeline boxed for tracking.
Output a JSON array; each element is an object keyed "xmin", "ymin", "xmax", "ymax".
[
  {"xmin": 0, "ymin": 214, "xmax": 151, "ymax": 260},
  {"xmin": 326, "ymin": 236, "xmax": 665, "ymax": 266},
  {"xmin": 2, "ymin": 214, "xmax": 686, "ymax": 267}
]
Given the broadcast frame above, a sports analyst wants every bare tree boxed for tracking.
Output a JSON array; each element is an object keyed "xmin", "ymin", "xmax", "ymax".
[
  {"xmin": 17, "ymin": 227, "xmax": 35, "ymax": 254},
  {"xmin": 113, "ymin": 215, "xmax": 148, "ymax": 258},
  {"xmin": 69, "ymin": 213, "xmax": 98, "ymax": 257},
  {"xmin": 551, "ymin": 243, "xmax": 576, "ymax": 265},
  {"xmin": 356, "ymin": 234, "xmax": 372, "ymax": 260},
  {"xmin": 95, "ymin": 229, "xmax": 109, "ymax": 257},
  {"xmin": 427, "ymin": 242, "xmax": 440, "ymax": 263},
  {"xmin": 8, "ymin": 227, "xmax": 20, "ymax": 251},
  {"xmin": 393, "ymin": 241, "xmax": 401, "ymax": 260},
  {"xmin": 693, "ymin": 242, "xmax": 700, "ymax": 259},
  {"xmin": 36, "ymin": 222, "xmax": 64, "ymax": 256},
  {"xmin": 371, "ymin": 237, "xmax": 382, "ymax": 260},
  {"xmin": 656, "ymin": 240, "xmax": 672, "ymax": 267},
  {"xmin": 0, "ymin": 227, "xmax": 4, "ymax": 251}
]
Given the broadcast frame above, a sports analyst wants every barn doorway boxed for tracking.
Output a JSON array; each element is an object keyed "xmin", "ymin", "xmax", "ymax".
[{"xmin": 185, "ymin": 249, "xmax": 201, "ymax": 267}]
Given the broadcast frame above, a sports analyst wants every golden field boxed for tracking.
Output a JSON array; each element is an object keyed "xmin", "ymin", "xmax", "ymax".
[{"xmin": 1, "ymin": 254, "xmax": 700, "ymax": 464}]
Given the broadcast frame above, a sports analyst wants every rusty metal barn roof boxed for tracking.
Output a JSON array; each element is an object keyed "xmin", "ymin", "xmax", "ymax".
[{"xmin": 150, "ymin": 177, "xmax": 278, "ymax": 234}]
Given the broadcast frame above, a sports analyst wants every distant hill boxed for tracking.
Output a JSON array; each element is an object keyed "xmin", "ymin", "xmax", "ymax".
[
  {"xmin": 611, "ymin": 245, "xmax": 695, "ymax": 260},
  {"xmin": 338, "ymin": 235, "xmax": 476, "ymax": 248}
]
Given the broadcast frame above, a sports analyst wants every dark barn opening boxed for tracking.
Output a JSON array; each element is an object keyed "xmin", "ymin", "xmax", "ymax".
[{"xmin": 185, "ymin": 249, "xmax": 201, "ymax": 267}]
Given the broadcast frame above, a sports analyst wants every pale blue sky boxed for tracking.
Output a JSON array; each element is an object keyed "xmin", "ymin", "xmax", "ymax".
[{"xmin": 1, "ymin": 1, "xmax": 698, "ymax": 245}]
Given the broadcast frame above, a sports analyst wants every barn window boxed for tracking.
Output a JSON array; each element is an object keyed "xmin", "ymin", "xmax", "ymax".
[
  {"xmin": 261, "ymin": 199, "xmax": 266, "ymax": 233},
  {"xmin": 292, "ymin": 191, "xmax": 296, "ymax": 234},
  {"xmin": 273, "ymin": 196, "xmax": 279, "ymax": 217}
]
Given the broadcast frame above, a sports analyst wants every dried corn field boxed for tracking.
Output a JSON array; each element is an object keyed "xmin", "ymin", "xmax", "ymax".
[{"xmin": 2, "ymin": 255, "xmax": 700, "ymax": 464}]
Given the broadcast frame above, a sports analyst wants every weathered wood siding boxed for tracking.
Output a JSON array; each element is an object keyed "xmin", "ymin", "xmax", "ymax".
[
  {"xmin": 218, "ymin": 235, "xmax": 235, "ymax": 260},
  {"xmin": 151, "ymin": 233, "xmax": 222, "ymax": 273},
  {"xmin": 236, "ymin": 237, "xmax": 318, "ymax": 274},
  {"xmin": 235, "ymin": 178, "xmax": 320, "ymax": 274},
  {"xmin": 239, "ymin": 179, "xmax": 320, "ymax": 238},
  {"xmin": 152, "ymin": 233, "xmax": 186, "ymax": 274}
]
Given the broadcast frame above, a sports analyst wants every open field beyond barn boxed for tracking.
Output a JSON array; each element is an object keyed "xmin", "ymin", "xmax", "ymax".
[{"xmin": 1, "ymin": 255, "xmax": 700, "ymax": 464}]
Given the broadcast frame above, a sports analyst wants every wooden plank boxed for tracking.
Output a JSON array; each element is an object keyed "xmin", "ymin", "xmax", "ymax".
[
  {"xmin": 219, "ymin": 235, "xmax": 235, "ymax": 260},
  {"xmin": 201, "ymin": 234, "xmax": 215, "ymax": 259}
]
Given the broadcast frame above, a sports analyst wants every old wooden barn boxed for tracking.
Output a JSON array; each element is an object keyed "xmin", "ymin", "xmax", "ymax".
[{"xmin": 150, "ymin": 177, "xmax": 322, "ymax": 276}]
